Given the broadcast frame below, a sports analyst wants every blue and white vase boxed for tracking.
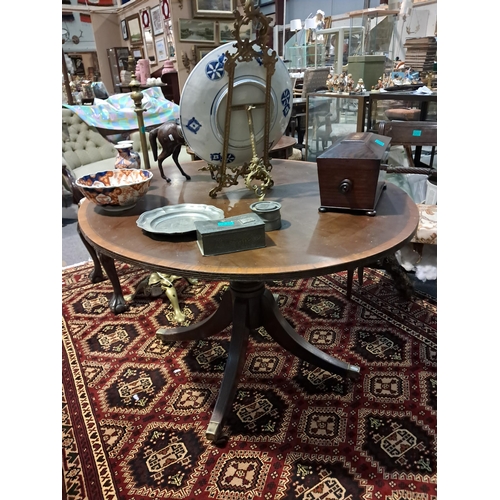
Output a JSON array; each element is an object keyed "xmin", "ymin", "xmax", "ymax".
[{"xmin": 114, "ymin": 141, "xmax": 141, "ymax": 169}]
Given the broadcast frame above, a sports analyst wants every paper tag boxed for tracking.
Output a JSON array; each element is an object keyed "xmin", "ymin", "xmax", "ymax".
[
  {"xmin": 412, "ymin": 130, "xmax": 422, "ymax": 137},
  {"xmin": 218, "ymin": 221, "xmax": 234, "ymax": 226},
  {"xmin": 374, "ymin": 139, "xmax": 385, "ymax": 146}
]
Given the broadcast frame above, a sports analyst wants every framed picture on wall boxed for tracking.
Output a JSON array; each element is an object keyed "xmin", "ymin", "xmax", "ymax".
[
  {"xmin": 151, "ymin": 5, "xmax": 164, "ymax": 36},
  {"xmin": 126, "ymin": 15, "xmax": 142, "ymax": 45},
  {"xmin": 178, "ymin": 19, "xmax": 216, "ymax": 43},
  {"xmin": 121, "ymin": 19, "xmax": 128, "ymax": 40},
  {"xmin": 219, "ymin": 20, "xmax": 251, "ymax": 43},
  {"xmin": 196, "ymin": 45, "xmax": 213, "ymax": 61},
  {"xmin": 132, "ymin": 47, "xmax": 144, "ymax": 59},
  {"xmin": 191, "ymin": 0, "xmax": 235, "ymax": 19},
  {"xmin": 156, "ymin": 38, "xmax": 168, "ymax": 62},
  {"xmin": 144, "ymin": 29, "xmax": 157, "ymax": 65}
]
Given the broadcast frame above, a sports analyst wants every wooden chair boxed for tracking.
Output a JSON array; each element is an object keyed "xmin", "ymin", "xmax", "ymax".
[
  {"xmin": 346, "ymin": 120, "xmax": 437, "ymax": 299},
  {"xmin": 300, "ymin": 67, "xmax": 331, "ymax": 98}
]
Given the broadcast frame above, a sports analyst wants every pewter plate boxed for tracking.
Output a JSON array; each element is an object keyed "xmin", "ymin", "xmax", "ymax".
[{"xmin": 136, "ymin": 204, "xmax": 225, "ymax": 234}]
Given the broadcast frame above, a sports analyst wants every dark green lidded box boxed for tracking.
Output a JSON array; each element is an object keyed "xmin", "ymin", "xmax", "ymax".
[{"xmin": 195, "ymin": 212, "xmax": 266, "ymax": 256}]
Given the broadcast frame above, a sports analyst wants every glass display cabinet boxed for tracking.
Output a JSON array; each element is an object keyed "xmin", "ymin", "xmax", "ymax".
[
  {"xmin": 107, "ymin": 47, "xmax": 131, "ymax": 94},
  {"xmin": 284, "ymin": 30, "xmax": 324, "ymax": 70},
  {"xmin": 314, "ymin": 26, "xmax": 365, "ymax": 76},
  {"xmin": 367, "ymin": 91, "xmax": 437, "ymax": 132},
  {"xmin": 348, "ymin": 7, "xmax": 400, "ymax": 59},
  {"xmin": 305, "ymin": 92, "xmax": 369, "ymax": 162},
  {"xmin": 346, "ymin": 7, "xmax": 400, "ymax": 90},
  {"xmin": 286, "ymin": 44, "xmax": 324, "ymax": 70}
]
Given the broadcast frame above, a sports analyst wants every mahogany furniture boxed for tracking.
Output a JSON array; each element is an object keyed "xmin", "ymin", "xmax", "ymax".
[
  {"xmin": 77, "ymin": 159, "xmax": 419, "ymax": 443},
  {"xmin": 268, "ymin": 135, "xmax": 297, "ymax": 159},
  {"xmin": 316, "ymin": 131, "xmax": 392, "ymax": 215},
  {"xmin": 377, "ymin": 120, "xmax": 437, "ymax": 169}
]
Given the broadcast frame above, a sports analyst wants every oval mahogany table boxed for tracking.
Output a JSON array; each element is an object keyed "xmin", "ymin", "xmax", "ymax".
[{"xmin": 78, "ymin": 159, "xmax": 419, "ymax": 443}]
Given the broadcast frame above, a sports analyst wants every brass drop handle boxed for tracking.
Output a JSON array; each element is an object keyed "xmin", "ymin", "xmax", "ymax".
[{"xmin": 339, "ymin": 178, "xmax": 353, "ymax": 193}]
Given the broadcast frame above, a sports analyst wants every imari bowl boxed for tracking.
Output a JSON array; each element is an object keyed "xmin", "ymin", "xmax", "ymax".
[{"xmin": 76, "ymin": 169, "xmax": 153, "ymax": 211}]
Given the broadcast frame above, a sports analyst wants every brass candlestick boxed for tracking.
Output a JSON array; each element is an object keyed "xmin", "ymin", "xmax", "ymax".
[{"xmin": 128, "ymin": 55, "xmax": 150, "ymax": 170}]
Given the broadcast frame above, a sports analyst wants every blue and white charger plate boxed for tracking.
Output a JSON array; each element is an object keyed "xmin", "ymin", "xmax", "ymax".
[{"xmin": 179, "ymin": 42, "xmax": 293, "ymax": 167}]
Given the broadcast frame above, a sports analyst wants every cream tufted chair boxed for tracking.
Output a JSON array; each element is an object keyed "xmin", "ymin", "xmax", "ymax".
[{"xmin": 62, "ymin": 107, "xmax": 118, "ymax": 203}]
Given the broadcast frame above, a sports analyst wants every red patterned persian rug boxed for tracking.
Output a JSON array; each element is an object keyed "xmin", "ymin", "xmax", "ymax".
[{"xmin": 62, "ymin": 261, "xmax": 437, "ymax": 500}]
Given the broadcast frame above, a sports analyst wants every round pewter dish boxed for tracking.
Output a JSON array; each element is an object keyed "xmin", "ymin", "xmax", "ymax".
[{"xmin": 136, "ymin": 204, "xmax": 225, "ymax": 234}]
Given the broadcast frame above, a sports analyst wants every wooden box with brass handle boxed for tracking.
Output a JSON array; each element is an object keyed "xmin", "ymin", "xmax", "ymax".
[{"xmin": 316, "ymin": 132, "xmax": 392, "ymax": 215}]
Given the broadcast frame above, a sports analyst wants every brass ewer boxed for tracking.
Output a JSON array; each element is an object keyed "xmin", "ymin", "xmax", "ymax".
[{"xmin": 206, "ymin": 0, "xmax": 277, "ymax": 200}]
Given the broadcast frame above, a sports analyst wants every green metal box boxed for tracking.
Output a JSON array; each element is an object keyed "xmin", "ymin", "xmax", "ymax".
[{"xmin": 195, "ymin": 213, "xmax": 266, "ymax": 256}]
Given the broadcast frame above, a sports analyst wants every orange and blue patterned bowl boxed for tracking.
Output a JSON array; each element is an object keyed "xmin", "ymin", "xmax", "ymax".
[{"xmin": 76, "ymin": 169, "xmax": 153, "ymax": 210}]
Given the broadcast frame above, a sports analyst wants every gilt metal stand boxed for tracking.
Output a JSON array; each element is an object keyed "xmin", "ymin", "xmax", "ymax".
[{"xmin": 208, "ymin": 0, "xmax": 277, "ymax": 201}]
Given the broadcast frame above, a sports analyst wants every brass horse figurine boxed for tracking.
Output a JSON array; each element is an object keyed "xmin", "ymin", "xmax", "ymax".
[{"xmin": 149, "ymin": 121, "xmax": 192, "ymax": 182}]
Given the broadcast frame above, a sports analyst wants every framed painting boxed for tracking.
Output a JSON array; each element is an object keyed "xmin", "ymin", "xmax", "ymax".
[
  {"xmin": 151, "ymin": 5, "xmax": 164, "ymax": 36},
  {"xmin": 219, "ymin": 20, "xmax": 251, "ymax": 43},
  {"xmin": 121, "ymin": 19, "xmax": 128, "ymax": 40},
  {"xmin": 132, "ymin": 46, "xmax": 144, "ymax": 60},
  {"xmin": 191, "ymin": 0, "xmax": 236, "ymax": 19},
  {"xmin": 126, "ymin": 15, "xmax": 142, "ymax": 45},
  {"xmin": 178, "ymin": 19, "xmax": 216, "ymax": 43},
  {"xmin": 156, "ymin": 38, "xmax": 168, "ymax": 62},
  {"xmin": 196, "ymin": 45, "xmax": 214, "ymax": 61},
  {"xmin": 144, "ymin": 29, "xmax": 157, "ymax": 65}
]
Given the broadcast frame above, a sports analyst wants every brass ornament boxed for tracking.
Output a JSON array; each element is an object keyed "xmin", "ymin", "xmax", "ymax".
[{"xmin": 208, "ymin": 0, "xmax": 277, "ymax": 201}]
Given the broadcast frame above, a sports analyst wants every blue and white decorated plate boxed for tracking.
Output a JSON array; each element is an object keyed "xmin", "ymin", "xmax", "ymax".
[{"xmin": 179, "ymin": 42, "xmax": 292, "ymax": 167}]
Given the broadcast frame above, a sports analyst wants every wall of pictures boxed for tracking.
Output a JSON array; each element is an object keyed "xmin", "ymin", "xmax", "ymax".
[{"xmin": 74, "ymin": 0, "xmax": 251, "ymax": 95}]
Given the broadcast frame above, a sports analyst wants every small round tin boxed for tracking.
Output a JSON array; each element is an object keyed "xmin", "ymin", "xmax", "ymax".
[{"xmin": 249, "ymin": 201, "xmax": 282, "ymax": 231}]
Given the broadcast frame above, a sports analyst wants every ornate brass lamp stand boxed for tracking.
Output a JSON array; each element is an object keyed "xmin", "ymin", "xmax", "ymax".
[{"xmin": 127, "ymin": 55, "xmax": 150, "ymax": 170}]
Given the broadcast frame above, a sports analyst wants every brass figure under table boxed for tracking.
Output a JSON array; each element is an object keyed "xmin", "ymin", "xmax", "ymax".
[{"xmin": 125, "ymin": 273, "xmax": 198, "ymax": 323}]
